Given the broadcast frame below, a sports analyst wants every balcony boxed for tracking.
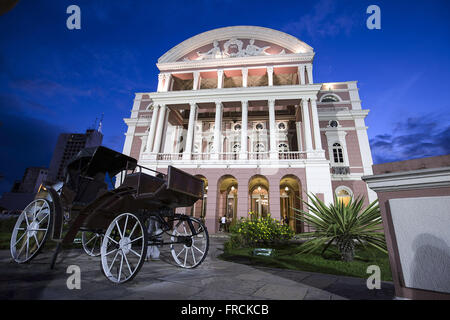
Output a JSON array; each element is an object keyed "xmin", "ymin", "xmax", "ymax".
[{"xmin": 154, "ymin": 151, "xmax": 307, "ymax": 162}]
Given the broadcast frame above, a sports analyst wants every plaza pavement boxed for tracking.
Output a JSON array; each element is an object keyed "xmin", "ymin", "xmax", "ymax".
[{"xmin": 0, "ymin": 235, "xmax": 394, "ymax": 300}]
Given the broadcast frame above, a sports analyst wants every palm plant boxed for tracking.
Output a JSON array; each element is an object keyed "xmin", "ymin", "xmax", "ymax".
[{"xmin": 294, "ymin": 193, "xmax": 387, "ymax": 262}]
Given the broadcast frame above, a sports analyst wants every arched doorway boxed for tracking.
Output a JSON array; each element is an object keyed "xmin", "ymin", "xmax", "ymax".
[
  {"xmin": 190, "ymin": 175, "xmax": 208, "ymax": 224},
  {"xmin": 248, "ymin": 175, "xmax": 270, "ymax": 218},
  {"xmin": 280, "ymin": 175, "xmax": 303, "ymax": 233},
  {"xmin": 217, "ymin": 175, "xmax": 238, "ymax": 231}
]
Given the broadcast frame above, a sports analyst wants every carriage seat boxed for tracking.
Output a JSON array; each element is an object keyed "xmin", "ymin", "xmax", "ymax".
[
  {"xmin": 121, "ymin": 172, "xmax": 166, "ymax": 195},
  {"xmin": 72, "ymin": 172, "xmax": 108, "ymax": 206}
]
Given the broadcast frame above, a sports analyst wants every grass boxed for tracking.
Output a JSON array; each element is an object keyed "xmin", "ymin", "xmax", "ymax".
[
  {"xmin": 0, "ymin": 217, "xmax": 83, "ymax": 250},
  {"xmin": 219, "ymin": 242, "xmax": 393, "ymax": 281}
]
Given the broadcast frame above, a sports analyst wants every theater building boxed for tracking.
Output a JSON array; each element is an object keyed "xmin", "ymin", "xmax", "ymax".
[{"xmin": 121, "ymin": 26, "xmax": 376, "ymax": 233}]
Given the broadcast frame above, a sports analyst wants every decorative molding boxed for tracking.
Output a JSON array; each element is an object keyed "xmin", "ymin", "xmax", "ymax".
[{"xmin": 362, "ymin": 167, "xmax": 450, "ymax": 192}]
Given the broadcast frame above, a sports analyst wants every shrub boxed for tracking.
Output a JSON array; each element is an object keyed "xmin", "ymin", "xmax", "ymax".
[
  {"xmin": 228, "ymin": 214, "xmax": 294, "ymax": 248},
  {"xmin": 294, "ymin": 193, "xmax": 387, "ymax": 262}
]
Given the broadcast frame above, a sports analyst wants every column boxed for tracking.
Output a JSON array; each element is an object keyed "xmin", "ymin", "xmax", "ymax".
[
  {"xmin": 267, "ymin": 66, "xmax": 274, "ymax": 86},
  {"xmin": 298, "ymin": 65, "xmax": 305, "ymax": 85},
  {"xmin": 239, "ymin": 100, "xmax": 248, "ymax": 159},
  {"xmin": 309, "ymin": 97, "xmax": 322, "ymax": 150},
  {"xmin": 242, "ymin": 68, "xmax": 248, "ymax": 87},
  {"xmin": 193, "ymin": 71, "xmax": 200, "ymax": 90},
  {"xmin": 306, "ymin": 64, "xmax": 313, "ymax": 84},
  {"xmin": 212, "ymin": 101, "xmax": 223, "ymax": 159},
  {"xmin": 163, "ymin": 73, "xmax": 171, "ymax": 91},
  {"xmin": 217, "ymin": 69, "xmax": 224, "ymax": 89},
  {"xmin": 296, "ymin": 121, "xmax": 303, "ymax": 151},
  {"xmin": 183, "ymin": 102, "xmax": 197, "ymax": 160},
  {"xmin": 157, "ymin": 74, "xmax": 164, "ymax": 92},
  {"xmin": 145, "ymin": 104, "xmax": 160, "ymax": 153},
  {"xmin": 268, "ymin": 98, "xmax": 277, "ymax": 159},
  {"xmin": 152, "ymin": 104, "xmax": 167, "ymax": 153},
  {"xmin": 301, "ymin": 98, "xmax": 313, "ymax": 151}
]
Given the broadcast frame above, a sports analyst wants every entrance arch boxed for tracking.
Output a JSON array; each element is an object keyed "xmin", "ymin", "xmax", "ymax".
[
  {"xmin": 248, "ymin": 175, "xmax": 270, "ymax": 218},
  {"xmin": 190, "ymin": 175, "xmax": 208, "ymax": 223},
  {"xmin": 280, "ymin": 175, "xmax": 303, "ymax": 233},
  {"xmin": 217, "ymin": 175, "xmax": 238, "ymax": 231}
]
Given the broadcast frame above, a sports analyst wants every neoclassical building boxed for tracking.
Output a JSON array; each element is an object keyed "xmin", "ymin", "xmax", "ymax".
[{"xmin": 121, "ymin": 26, "xmax": 376, "ymax": 233}]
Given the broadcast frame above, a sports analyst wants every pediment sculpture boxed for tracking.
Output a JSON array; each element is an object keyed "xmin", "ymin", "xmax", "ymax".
[{"xmin": 185, "ymin": 38, "xmax": 286, "ymax": 61}]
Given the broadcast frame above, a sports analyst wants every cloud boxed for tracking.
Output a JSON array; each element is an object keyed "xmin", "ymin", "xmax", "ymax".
[
  {"xmin": 282, "ymin": 0, "xmax": 356, "ymax": 39},
  {"xmin": 370, "ymin": 114, "xmax": 450, "ymax": 164}
]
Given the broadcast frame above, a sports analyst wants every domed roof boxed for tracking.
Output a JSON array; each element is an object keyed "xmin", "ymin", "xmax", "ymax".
[{"xmin": 158, "ymin": 25, "xmax": 314, "ymax": 64}]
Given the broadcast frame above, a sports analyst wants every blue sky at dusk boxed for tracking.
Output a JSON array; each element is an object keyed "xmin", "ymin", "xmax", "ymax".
[{"xmin": 0, "ymin": 0, "xmax": 449, "ymax": 194}]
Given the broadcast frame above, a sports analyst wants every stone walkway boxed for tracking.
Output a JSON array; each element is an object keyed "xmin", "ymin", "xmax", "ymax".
[{"xmin": 0, "ymin": 236, "xmax": 394, "ymax": 300}]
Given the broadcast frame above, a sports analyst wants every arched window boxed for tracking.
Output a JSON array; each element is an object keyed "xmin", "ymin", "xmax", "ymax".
[
  {"xmin": 255, "ymin": 143, "xmax": 265, "ymax": 152},
  {"xmin": 321, "ymin": 95, "xmax": 339, "ymax": 102},
  {"xmin": 335, "ymin": 186, "xmax": 353, "ymax": 206},
  {"xmin": 278, "ymin": 143, "xmax": 289, "ymax": 152},
  {"xmin": 332, "ymin": 143, "xmax": 344, "ymax": 163}
]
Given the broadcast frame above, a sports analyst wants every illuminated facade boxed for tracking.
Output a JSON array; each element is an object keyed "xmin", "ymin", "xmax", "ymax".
[{"xmin": 121, "ymin": 26, "xmax": 376, "ymax": 233}]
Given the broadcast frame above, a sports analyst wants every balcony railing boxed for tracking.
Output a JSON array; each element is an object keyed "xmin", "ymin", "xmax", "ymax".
[
  {"xmin": 154, "ymin": 151, "xmax": 307, "ymax": 161},
  {"xmin": 331, "ymin": 166, "xmax": 350, "ymax": 175},
  {"xmin": 278, "ymin": 151, "xmax": 306, "ymax": 160}
]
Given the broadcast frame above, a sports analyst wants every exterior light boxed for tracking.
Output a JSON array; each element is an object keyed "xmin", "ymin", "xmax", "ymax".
[
  {"xmin": 231, "ymin": 186, "xmax": 235, "ymax": 191},
  {"xmin": 285, "ymin": 186, "xmax": 289, "ymax": 191},
  {"xmin": 258, "ymin": 186, "xmax": 261, "ymax": 191}
]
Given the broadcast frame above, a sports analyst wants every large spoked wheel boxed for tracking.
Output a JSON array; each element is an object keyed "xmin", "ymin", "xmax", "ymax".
[
  {"xmin": 170, "ymin": 216, "xmax": 209, "ymax": 269},
  {"xmin": 82, "ymin": 231, "xmax": 104, "ymax": 257},
  {"xmin": 10, "ymin": 198, "xmax": 52, "ymax": 263},
  {"xmin": 101, "ymin": 213, "xmax": 147, "ymax": 283}
]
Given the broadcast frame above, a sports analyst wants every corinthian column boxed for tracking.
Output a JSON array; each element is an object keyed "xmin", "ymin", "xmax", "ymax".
[
  {"xmin": 183, "ymin": 102, "xmax": 198, "ymax": 160},
  {"xmin": 211, "ymin": 101, "xmax": 223, "ymax": 160},
  {"xmin": 301, "ymin": 98, "xmax": 313, "ymax": 151},
  {"xmin": 268, "ymin": 98, "xmax": 277, "ymax": 159},
  {"xmin": 146, "ymin": 104, "xmax": 160, "ymax": 153},
  {"xmin": 267, "ymin": 66, "xmax": 274, "ymax": 86},
  {"xmin": 152, "ymin": 104, "xmax": 167, "ymax": 153},
  {"xmin": 239, "ymin": 100, "xmax": 248, "ymax": 159}
]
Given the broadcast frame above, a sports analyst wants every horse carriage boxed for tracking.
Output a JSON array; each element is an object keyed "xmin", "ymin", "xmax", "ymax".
[{"xmin": 10, "ymin": 146, "xmax": 209, "ymax": 283}]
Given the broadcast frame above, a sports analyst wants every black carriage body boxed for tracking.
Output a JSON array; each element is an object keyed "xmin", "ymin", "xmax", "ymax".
[{"xmin": 48, "ymin": 146, "xmax": 204, "ymax": 244}]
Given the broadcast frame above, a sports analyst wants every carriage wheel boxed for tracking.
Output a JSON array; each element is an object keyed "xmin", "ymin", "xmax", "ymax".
[
  {"xmin": 10, "ymin": 198, "xmax": 52, "ymax": 263},
  {"xmin": 101, "ymin": 213, "xmax": 147, "ymax": 283},
  {"xmin": 81, "ymin": 231, "xmax": 104, "ymax": 257},
  {"xmin": 170, "ymin": 216, "xmax": 209, "ymax": 268}
]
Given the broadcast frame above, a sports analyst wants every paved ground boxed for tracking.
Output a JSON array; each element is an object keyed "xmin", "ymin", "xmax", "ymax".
[{"xmin": 0, "ymin": 236, "xmax": 394, "ymax": 300}]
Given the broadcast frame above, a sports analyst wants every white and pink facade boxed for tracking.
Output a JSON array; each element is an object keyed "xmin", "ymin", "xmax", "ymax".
[{"xmin": 121, "ymin": 26, "xmax": 376, "ymax": 233}]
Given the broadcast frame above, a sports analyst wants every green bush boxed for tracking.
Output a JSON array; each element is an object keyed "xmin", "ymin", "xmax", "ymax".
[{"xmin": 227, "ymin": 214, "xmax": 294, "ymax": 248}]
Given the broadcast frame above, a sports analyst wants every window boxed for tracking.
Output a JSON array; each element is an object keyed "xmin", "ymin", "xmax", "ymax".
[
  {"xmin": 256, "ymin": 123, "xmax": 264, "ymax": 130},
  {"xmin": 335, "ymin": 186, "xmax": 352, "ymax": 206},
  {"xmin": 332, "ymin": 143, "xmax": 344, "ymax": 163},
  {"xmin": 232, "ymin": 143, "xmax": 241, "ymax": 153},
  {"xmin": 321, "ymin": 95, "xmax": 339, "ymax": 102},
  {"xmin": 278, "ymin": 143, "xmax": 289, "ymax": 152},
  {"xmin": 234, "ymin": 124, "xmax": 241, "ymax": 131},
  {"xmin": 278, "ymin": 122, "xmax": 286, "ymax": 130},
  {"xmin": 329, "ymin": 120, "xmax": 339, "ymax": 128},
  {"xmin": 255, "ymin": 143, "xmax": 265, "ymax": 152}
]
